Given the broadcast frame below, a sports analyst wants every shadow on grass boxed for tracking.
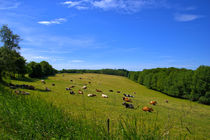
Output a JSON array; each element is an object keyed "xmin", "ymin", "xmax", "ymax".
[{"xmin": 35, "ymin": 88, "xmax": 51, "ymax": 92}]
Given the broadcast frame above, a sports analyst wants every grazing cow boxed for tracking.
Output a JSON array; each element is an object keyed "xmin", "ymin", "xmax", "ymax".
[
  {"xmin": 150, "ymin": 101, "xmax": 157, "ymax": 105},
  {"xmin": 41, "ymin": 80, "xmax": 46, "ymax": 84},
  {"xmin": 96, "ymin": 89, "xmax": 102, "ymax": 92},
  {"xmin": 122, "ymin": 97, "xmax": 132, "ymax": 102},
  {"xmin": 10, "ymin": 86, "xmax": 16, "ymax": 89},
  {"xmin": 88, "ymin": 81, "xmax": 91, "ymax": 84},
  {"xmin": 109, "ymin": 90, "xmax": 113, "ymax": 92},
  {"xmin": 82, "ymin": 86, "xmax": 87, "ymax": 89},
  {"xmin": 165, "ymin": 100, "xmax": 168, "ymax": 103},
  {"xmin": 70, "ymin": 85, "xmax": 75, "ymax": 88},
  {"xmin": 88, "ymin": 94, "xmax": 96, "ymax": 97},
  {"xmin": 122, "ymin": 102, "xmax": 134, "ymax": 109},
  {"xmin": 45, "ymin": 87, "xmax": 51, "ymax": 91},
  {"xmin": 117, "ymin": 91, "xmax": 121, "ymax": 93},
  {"xmin": 123, "ymin": 94, "xmax": 134, "ymax": 98},
  {"xmin": 14, "ymin": 90, "xmax": 21, "ymax": 94},
  {"xmin": 28, "ymin": 85, "xmax": 35, "ymax": 90},
  {"xmin": 21, "ymin": 91, "xmax": 30, "ymax": 95},
  {"xmin": 133, "ymin": 92, "xmax": 136, "ymax": 94},
  {"xmin": 52, "ymin": 83, "xmax": 55, "ymax": 86},
  {"xmin": 70, "ymin": 91, "xmax": 75, "ymax": 95},
  {"xmin": 102, "ymin": 94, "xmax": 108, "ymax": 98},
  {"xmin": 142, "ymin": 106, "xmax": 153, "ymax": 112},
  {"xmin": 78, "ymin": 90, "xmax": 83, "ymax": 94},
  {"xmin": 79, "ymin": 77, "xmax": 82, "ymax": 79},
  {"xmin": 70, "ymin": 80, "xmax": 73, "ymax": 82},
  {"xmin": 66, "ymin": 87, "xmax": 70, "ymax": 90}
]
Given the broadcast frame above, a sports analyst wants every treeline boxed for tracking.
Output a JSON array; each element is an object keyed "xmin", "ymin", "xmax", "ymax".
[
  {"xmin": 128, "ymin": 66, "xmax": 210, "ymax": 105},
  {"xmin": 60, "ymin": 69, "xmax": 129, "ymax": 77},
  {"xmin": 27, "ymin": 61, "xmax": 57, "ymax": 78},
  {"xmin": 0, "ymin": 25, "xmax": 56, "ymax": 80}
]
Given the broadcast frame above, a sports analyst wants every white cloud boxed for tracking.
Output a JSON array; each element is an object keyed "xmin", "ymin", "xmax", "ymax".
[
  {"xmin": 0, "ymin": 0, "xmax": 20, "ymax": 10},
  {"xmin": 38, "ymin": 18, "xmax": 67, "ymax": 25},
  {"xmin": 174, "ymin": 14, "xmax": 201, "ymax": 22},
  {"xmin": 62, "ymin": 1, "xmax": 82, "ymax": 7},
  {"xmin": 61, "ymin": 0, "xmax": 161, "ymax": 13},
  {"xmin": 71, "ymin": 60, "xmax": 84, "ymax": 63}
]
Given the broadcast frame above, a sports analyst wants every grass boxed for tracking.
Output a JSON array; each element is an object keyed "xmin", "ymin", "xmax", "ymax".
[{"xmin": 1, "ymin": 73, "xmax": 210, "ymax": 139}]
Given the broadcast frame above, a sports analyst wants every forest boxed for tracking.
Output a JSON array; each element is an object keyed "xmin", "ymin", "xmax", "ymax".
[{"xmin": 128, "ymin": 67, "xmax": 210, "ymax": 105}]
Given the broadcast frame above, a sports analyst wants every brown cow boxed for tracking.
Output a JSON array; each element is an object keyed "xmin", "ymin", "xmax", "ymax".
[
  {"xmin": 96, "ymin": 89, "xmax": 102, "ymax": 92},
  {"xmin": 122, "ymin": 97, "xmax": 132, "ymax": 102},
  {"xmin": 142, "ymin": 106, "xmax": 153, "ymax": 112},
  {"xmin": 78, "ymin": 90, "xmax": 83, "ymax": 94},
  {"xmin": 150, "ymin": 101, "xmax": 157, "ymax": 105}
]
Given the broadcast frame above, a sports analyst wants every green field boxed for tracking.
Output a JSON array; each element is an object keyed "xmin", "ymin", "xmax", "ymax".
[{"xmin": 4, "ymin": 73, "xmax": 210, "ymax": 139}]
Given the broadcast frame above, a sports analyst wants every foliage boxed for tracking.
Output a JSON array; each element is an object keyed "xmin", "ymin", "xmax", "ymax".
[
  {"xmin": 0, "ymin": 25, "xmax": 26, "ymax": 80},
  {"xmin": 27, "ymin": 61, "xmax": 56, "ymax": 78},
  {"xmin": 60, "ymin": 69, "xmax": 129, "ymax": 77},
  {"xmin": 128, "ymin": 66, "xmax": 210, "ymax": 105}
]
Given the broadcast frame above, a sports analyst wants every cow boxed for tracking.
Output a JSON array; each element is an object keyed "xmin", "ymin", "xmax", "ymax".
[
  {"xmin": 142, "ymin": 106, "xmax": 153, "ymax": 112},
  {"xmin": 66, "ymin": 88, "xmax": 70, "ymax": 90},
  {"xmin": 133, "ymin": 92, "xmax": 136, "ymax": 94},
  {"xmin": 88, "ymin": 94, "xmax": 96, "ymax": 97},
  {"xmin": 123, "ymin": 94, "xmax": 134, "ymax": 98},
  {"xmin": 82, "ymin": 86, "xmax": 87, "ymax": 89},
  {"xmin": 165, "ymin": 100, "xmax": 168, "ymax": 103},
  {"xmin": 96, "ymin": 89, "xmax": 102, "ymax": 92},
  {"xmin": 45, "ymin": 87, "xmax": 51, "ymax": 91},
  {"xmin": 28, "ymin": 85, "xmax": 35, "ymax": 90},
  {"xmin": 41, "ymin": 80, "xmax": 46, "ymax": 84},
  {"xmin": 70, "ymin": 91, "xmax": 75, "ymax": 95},
  {"xmin": 109, "ymin": 90, "xmax": 113, "ymax": 92},
  {"xmin": 102, "ymin": 94, "xmax": 108, "ymax": 98},
  {"xmin": 14, "ymin": 90, "xmax": 21, "ymax": 94},
  {"xmin": 122, "ymin": 97, "xmax": 132, "ymax": 102},
  {"xmin": 10, "ymin": 86, "xmax": 16, "ymax": 89},
  {"xmin": 88, "ymin": 82, "xmax": 91, "ymax": 84},
  {"xmin": 150, "ymin": 101, "xmax": 157, "ymax": 105},
  {"xmin": 52, "ymin": 83, "xmax": 55, "ymax": 86},
  {"xmin": 70, "ymin": 80, "xmax": 73, "ymax": 82},
  {"xmin": 70, "ymin": 85, "xmax": 75, "ymax": 88},
  {"xmin": 78, "ymin": 90, "xmax": 83, "ymax": 94},
  {"xmin": 122, "ymin": 102, "xmax": 134, "ymax": 109},
  {"xmin": 117, "ymin": 91, "xmax": 121, "ymax": 93},
  {"xmin": 21, "ymin": 91, "xmax": 30, "ymax": 95}
]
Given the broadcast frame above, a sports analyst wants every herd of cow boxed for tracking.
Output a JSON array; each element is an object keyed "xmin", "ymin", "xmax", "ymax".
[{"xmin": 10, "ymin": 77, "xmax": 168, "ymax": 112}]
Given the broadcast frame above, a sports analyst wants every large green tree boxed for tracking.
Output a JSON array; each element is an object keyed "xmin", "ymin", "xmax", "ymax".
[{"xmin": 0, "ymin": 25, "xmax": 26, "ymax": 80}]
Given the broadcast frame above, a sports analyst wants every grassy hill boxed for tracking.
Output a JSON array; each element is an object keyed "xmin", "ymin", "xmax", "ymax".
[{"xmin": 1, "ymin": 73, "xmax": 210, "ymax": 139}]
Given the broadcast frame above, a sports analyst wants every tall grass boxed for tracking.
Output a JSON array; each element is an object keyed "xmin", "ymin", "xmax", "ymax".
[{"xmin": 0, "ymin": 84, "xmax": 169, "ymax": 139}]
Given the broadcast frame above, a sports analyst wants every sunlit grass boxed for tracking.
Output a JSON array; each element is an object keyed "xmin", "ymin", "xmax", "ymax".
[{"xmin": 3, "ymin": 73, "xmax": 210, "ymax": 139}]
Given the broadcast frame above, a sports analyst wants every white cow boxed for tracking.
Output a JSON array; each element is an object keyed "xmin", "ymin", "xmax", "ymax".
[{"xmin": 102, "ymin": 94, "xmax": 108, "ymax": 98}]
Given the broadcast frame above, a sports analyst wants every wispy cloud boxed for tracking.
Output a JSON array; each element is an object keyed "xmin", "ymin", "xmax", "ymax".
[
  {"xmin": 61, "ymin": 0, "xmax": 163, "ymax": 13},
  {"xmin": 71, "ymin": 60, "xmax": 85, "ymax": 63},
  {"xmin": 38, "ymin": 18, "xmax": 67, "ymax": 25},
  {"xmin": 174, "ymin": 14, "xmax": 202, "ymax": 22},
  {"xmin": 0, "ymin": 0, "xmax": 20, "ymax": 10}
]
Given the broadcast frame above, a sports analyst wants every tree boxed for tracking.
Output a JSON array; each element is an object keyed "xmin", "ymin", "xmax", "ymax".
[
  {"xmin": 0, "ymin": 25, "xmax": 26, "ymax": 80},
  {"xmin": 0, "ymin": 25, "xmax": 21, "ymax": 50}
]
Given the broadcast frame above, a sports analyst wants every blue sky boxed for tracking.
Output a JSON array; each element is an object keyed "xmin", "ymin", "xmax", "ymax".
[{"xmin": 0, "ymin": 0, "xmax": 209, "ymax": 70}]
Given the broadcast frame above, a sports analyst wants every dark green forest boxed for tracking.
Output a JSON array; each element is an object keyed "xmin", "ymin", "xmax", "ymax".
[
  {"xmin": 128, "ymin": 67, "xmax": 210, "ymax": 105},
  {"xmin": 0, "ymin": 25, "xmax": 209, "ymax": 105}
]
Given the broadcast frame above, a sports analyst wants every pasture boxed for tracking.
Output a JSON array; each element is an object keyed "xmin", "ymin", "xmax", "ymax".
[{"xmin": 8, "ymin": 73, "xmax": 210, "ymax": 139}]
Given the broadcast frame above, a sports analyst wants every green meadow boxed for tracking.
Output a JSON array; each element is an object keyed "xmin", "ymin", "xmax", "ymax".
[{"xmin": 1, "ymin": 73, "xmax": 210, "ymax": 139}]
